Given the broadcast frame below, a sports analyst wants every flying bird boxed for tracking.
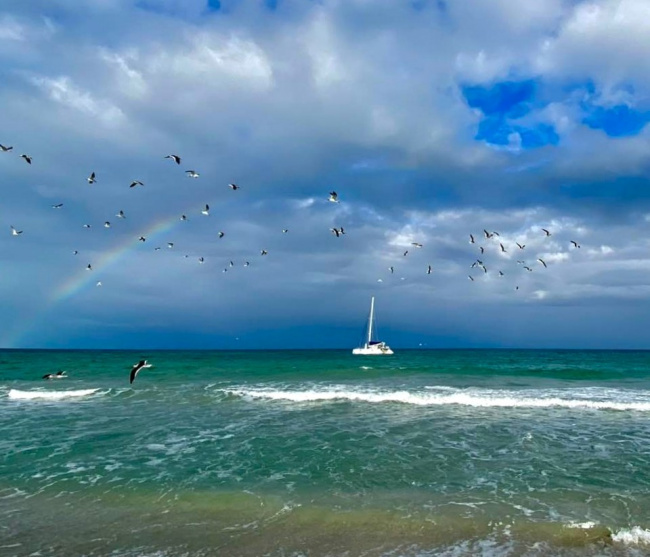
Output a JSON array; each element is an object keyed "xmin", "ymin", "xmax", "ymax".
[
  {"xmin": 229, "ymin": 261, "xmax": 234, "ymax": 267},
  {"xmin": 43, "ymin": 371, "xmax": 67, "ymax": 380},
  {"xmin": 20, "ymin": 154, "xmax": 32, "ymax": 164},
  {"xmin": 165, "ymin": 154, "xmax": 181, "ymax": 165},
  {"xmin": 167, "ymin": 243, "xmax": 174, "ymax": 249},
  {"xmin": 129, "ymin": 180, "xmax": 144, "ymax": 188},
  {"xmin": 116, "ymin": 210, "xmax": 125, "ymax": 219},
  {"xmin": 88, "ymin": 172, "xmax": 96, "ymax": 184},
  {"xmin": 389, "ymin": 266, "xmax": 394, "ymax": 274},
  {"xmin": 154, "ymin": 247, "xmax": 161, "ymax": 251},
  {"xmin": 498, "ymin": 271, "xmax": 504, "ymax": 277},
  {"xmin": 411, "ymin": 242, "xmax": 423, "ymax": 248},
  {"xmin": 96, "ymin": 281, "xmax": 102, "ymax": 287},
  {"xmin": 469, "ymin": 234, "xmax": 475, "ymax": 244},
  {"xmin": 129, "ymin": 360, "xmax": 151, "ymax": 384},
  {"xmin": 328, "ymin": 191, "xmax": 339, "ymax": 203},
  {"xmin": 86, "ymin": 264, "xmax": 92, "ymax": 271},
  {"xmin": 52, "ymin": 203, "xmax": 63, "ymax": 209},
  {"xmin": 570, "ymin": 240, "xmax": 581, "ymax": 248},
  {"xmin": 138, "ymin": 236, "xmax": 146, "ymax": 242},
  {"xmin": 0, "ymin": 144, "xmax": 13, "ymax": 152},
  {"xmin": 10, "ymin": 225, "xmax": 22, "ymax": 236},
  {"xmin": 104, "ymin": 222, "xmax": 111, "ymax": 228},
  {"xmin": 479, "ymin": 246, "xmax": 485, "ymax": 254},
  {"xmin": 499, "ymin": 243, "xmax": 507, "ymax": 253},
  {"xmin": 244, "ymin": 261, "xmax": 250, "ymax": 267},
  {"xmin": 516, "ymin": 242, "xmax": 525, "ymax": 250},
  {"xmin": 73, "ymin": 250, "xmax": 78, "ymax": 255},
  {"xmin": 468, "ymin": 275, "xmax": 474, "ymax": 281},
  {"xmin": 542, "ymin": 228, "xmax": 551, "ymax": 237},
  {"xmin": 198, "ymin": 257, "xmax": 205, "ymax": 264},
  {"xmin": 228, "ymin": 183, "xmax": 240, "ymax": 190},
  {"xmin": 260, "ymin": 250, "xmax": 268, "ymax": 255},
  {"xmin": 83, "ymin": 224, "xmax": 91, "ymax": 229},
  {"xmin": 331, "ymin": 228, "xmax": 342, "ymax": 237},
  {"xmin": 180, "ymin": 215, "xmax": 187, "ymax": 221},
  {"xmin": 427, "ymin": 265, "xmax": 432, "ymax": 274},
  {"xmin": 218, "ymin": 231, "xmax": 225, "ymax": 238},
  {"xmin": 524, "ymin": 266, "xmax": 532, "ymax": 272},
  {"xmin": 483, "ymin": 229, "xmax": 493, "ymax": 239},
  {"xmin": 201, "ymin": 204, "xmax": 209, "ymax": 216},
  {"xmin": 186, "ymin": 170, "xmax": 199, "ymax": 178},
  {"xmin": 403, "ymin": 250, "xmax": 409, "ymax": 257},
  {"xmin": 537, "ymin": 258, "xmax": 547, "ymax": 268},
  {"xmin": 282, "ymin": 228, "xmax": 289, "ymax": 234}
]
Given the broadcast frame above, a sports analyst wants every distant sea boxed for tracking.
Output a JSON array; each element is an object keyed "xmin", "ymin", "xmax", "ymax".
[{"xmin": 3, "ymin": 349, "xmax": 650, "ymax": 556}]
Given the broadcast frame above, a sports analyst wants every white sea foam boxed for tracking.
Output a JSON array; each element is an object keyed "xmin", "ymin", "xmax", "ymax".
[
  {"xmin": 227, "ymin": 387, "xmax": 650, "ymax": 412},
  {"xmin": 612, "ymin": 526, "xmax": 650, "ymax": 545},
  {"xmin": 8, "ymin": 388, "xmax": 100, "ymax": 400}
]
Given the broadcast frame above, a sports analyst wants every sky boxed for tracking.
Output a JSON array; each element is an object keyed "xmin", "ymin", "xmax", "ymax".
[{"xmin": 1, "ymin": 0, "xmax": 650, "ymax": 349}]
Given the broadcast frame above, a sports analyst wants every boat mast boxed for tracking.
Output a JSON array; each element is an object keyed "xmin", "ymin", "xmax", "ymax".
[{"xmin": 367, "ymin": 296, "xmax": 375, "ymax": 346}]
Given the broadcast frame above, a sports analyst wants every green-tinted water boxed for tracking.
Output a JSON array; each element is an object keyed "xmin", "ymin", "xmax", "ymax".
[{"xmin": 2, "ymin": 349, "xmax": 650, "ymax": 555}]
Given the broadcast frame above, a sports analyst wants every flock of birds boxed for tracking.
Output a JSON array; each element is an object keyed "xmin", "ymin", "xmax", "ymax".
[{"xmin": 43, "ymin": 359, "xmax": 151, "ymax": 384}]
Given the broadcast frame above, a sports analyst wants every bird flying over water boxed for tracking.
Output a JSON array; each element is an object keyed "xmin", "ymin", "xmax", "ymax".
[
  {"xmin": 165, "ymin": 154, "xmax": 181, "ymax": 165},
  {"xmin": 129, "ymin": 180, "xmax": 144, "ymax": 188},
  {"xmin": 10, "ymin": 225, "xmax": 22, "ymax": 236},
  {"xmin": 88, "ymin": 172, "xmax": 96, "ymax": 184},
  {"xmin": 129, "ymin": 360, "xmax": 151, "ymax": 384},
  {"xmin": 20, "ymin": 154, "xmax": 32, "ymax": 164},
  {"xmin": 186, "ymin": 170, "xmax": 199, "ymax": 178}
]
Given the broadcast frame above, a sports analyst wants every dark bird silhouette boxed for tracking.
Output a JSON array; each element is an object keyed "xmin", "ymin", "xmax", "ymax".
[
  {"xmin": 129, "ymin": 180, "xmax": 144, "ymax": 188},
  {"xmin": 218, "ymin": 231, "xmax": 225, "ymax": 238},
  {"xmin": 229, "ymin": 183, "xmax": 240, "ymax": 190},
  {"xmin": 427, "ymin": 265, "xmax": 432, "ymax": 274},
  {"xmin": 499, "ymin": 243, "xmax": 506, "ymax": 253},
  {"xmin": 165, "ymin": 154, "xmax": 181, "ymax": 165},
  {"xmin": 129, "ymin": 360, "xmax": 151, "ymax": 384},
  {"xmin": 538, "ymin": 258, "xmax": 547, "ymax": 268},
  {"xmin": 570, "ymin": 240, "xmax": 581, "ymax": 248},
  {"xmin": 516, "ymin": 242, "xmax": 525, "ymax": 250},
  {"xmin": 52, "ymin": 203, "xmax": 63, "ymax": 209},
  {"xmin": 138, "ymin": 236, "xmax": 146, "ymax": 242},
  {"xmin": 20, "ymin": 154, "xmax": 32, "ymax": 164},
  {"xmin": 542, "ymin": 228, "xmax": 551, "ymax": 237},
  {"xmin": 0, "ymin": 144, "xmax": 13, "ymax": 152},
  {"xmin": 87, "ymin": 172, "xmax": 96, "ymax": 184},
  {"xmin": 469, "ymin": 234, "xmax": 475, "ymax": 244},
  {"xmin": 328, "ymin": 191, "xmax": 339, "ymax": 203}
]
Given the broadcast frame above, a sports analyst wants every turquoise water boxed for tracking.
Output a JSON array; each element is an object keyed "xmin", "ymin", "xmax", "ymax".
[{"xmin": 2, "ymin": 349, "xmax": 650, "ymax": 555}]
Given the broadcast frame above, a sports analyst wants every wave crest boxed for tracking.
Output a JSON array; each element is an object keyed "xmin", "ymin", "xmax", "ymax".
[{"xmin": 8, "ymin": 388, "xmax": 100, "ymax": 400}]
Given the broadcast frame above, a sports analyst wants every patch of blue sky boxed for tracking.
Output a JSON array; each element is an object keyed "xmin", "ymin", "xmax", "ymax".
[{"xmin": 582, "ymin": 103, "xmax": 650, "ymax": 137}]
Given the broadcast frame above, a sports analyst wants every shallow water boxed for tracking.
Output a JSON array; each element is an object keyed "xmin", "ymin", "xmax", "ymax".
[{"xmin": 2, "ymin": 349, "xmax": 650, "ymax": 555}]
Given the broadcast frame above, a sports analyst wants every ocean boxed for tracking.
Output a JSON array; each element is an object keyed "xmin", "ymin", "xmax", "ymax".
[{"xmin": 2, "ymin": 349, "xmax": 650, "ymax": 556}]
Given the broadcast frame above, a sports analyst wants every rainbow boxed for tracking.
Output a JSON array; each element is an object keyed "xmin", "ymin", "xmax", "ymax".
[{"xmin": 3, "ymin": 210, "xmax": 195, "ymax": 347}]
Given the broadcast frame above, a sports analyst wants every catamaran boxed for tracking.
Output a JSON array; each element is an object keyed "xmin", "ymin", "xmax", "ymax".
[{"xmin": 352, "ymin": 296, "xmax": 394, "ymax": 355}]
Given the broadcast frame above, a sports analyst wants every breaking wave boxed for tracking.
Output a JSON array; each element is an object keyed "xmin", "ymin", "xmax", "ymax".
[{"xmin": 8, "ymin": 388, "xmax": 101, "ymax": 400}]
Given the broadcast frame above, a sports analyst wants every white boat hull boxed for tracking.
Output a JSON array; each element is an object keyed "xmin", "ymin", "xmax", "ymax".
[{"xmin": 352, "ymin": 344, "xmax": 394, "ymax": 355}]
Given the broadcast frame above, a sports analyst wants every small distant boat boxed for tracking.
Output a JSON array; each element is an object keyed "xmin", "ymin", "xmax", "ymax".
[{"xmin": 352, "ymin": 296, "xmax": 394, "ymax": 355}]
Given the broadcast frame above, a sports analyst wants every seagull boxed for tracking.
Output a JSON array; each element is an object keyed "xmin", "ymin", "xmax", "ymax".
[
  {"xmin": 282, "ymin": 228, "xmax": 289, "ymax": 234},
  {"xmin": 165, "ymin": 154, "xmax": 181, "ymax": 165},
  {"xmin": 340, "ymin": 227, "xmax": 346, "ymax": 235},
  {"xmin": 86, "ymin": 264, "xmax": 92, "ymax": 271},
  {"xmin": 10, "ymin": 225, "xmax": 22, "ymax": 236},
  {"xmin": 480, "ymin": 246, "xmax": 485, "ymax": 254},
  {"xmin": 469, "ymin": 234, "xmax": 475, "ymax": 244},
  {"xmin": 88, "ymin": 172, "xmax": 96, "ymax": 184},
  {"xmin": 129, "ymin": 360, "xmax": 151, "ymax": 384},
  {"xmin": 403, "ymin": 250, "xmax": 409, "ymax": 257},
  {"xmin": 201, "ymin": 204, "xmax": 209, "ymax": 216},
  {"xmin": 516, "ymin": 242, "xmax": 525, "ymax": 250},
  {"xmin": 83, "ymin": 224, "xmax": 91, "ymax": 229},
  {"xmin": 244, "ymin": 261, "xmax": 250, "ymax": 266},
  {"xmin": 154, "ymin": 247, "xmax": 161, "ymax": 251},
  {"xmin": 52, "ymin": 203, "xmax": 63, "ymax": 209},
  {"xmin": 468, "ymin": 275, "xmax": 475, "ymax": 281},
  {"xmin": 260, "ymin": 250, "xmax": 268, "ymax": 255},
  {"xmin": 186, "ymin": 170, "xmax": 199, "ymax": 178},
  {"xmin": 499, "ymin": 243, "xmax": 507, "ymax": 253},
  {"xmin": 498, "ymin": 271, "xmax": 504, "ymax": 276},
  {"xmin": 570, "ymin": 240, "xmax": 581, "ymax": 248},
  {"xmin": 331, "ymin": 228, "xmax": 342, "ymax": 237},
  {"xmin": 73, "ymin": 250, "xmax": 78, "ymax": 255},
  {"xmin": 411, "ymin": 242, "xmax": 423, "ymax": 248},
  {"xmin": 198, "ymin": 257, "xmax": 205, "ymax": 264},
  {"xmin": 138, "ymin": 236, "xmax": 146, "ymax": 242},
  {"xmin": 104, "ymin": 221, "xmax": 111, "ymax": 228},
  {"xmin": 223, "ymin": 268, "xmax": 228, "ymax": 273},
  {"xmin": 180, "ymin": 215, "xmax": 187, "ymax": 221},
  {"xmin": 218, "ymin": 231, "xmax": 225, "ymax": 238},
  {"xmin": 389, "ymin": 266, "xmax": 394, "ymax": 274},
  {"xmin": 43, "ymin": 371, "xmax": 67, "ymax": 380},
  {"xmin": 0, "ymin": 144, "xmax": 13, "ymax": 152},
  {"xmin": 524, "ymin": 266, "xmax": 533, "ymax": 272},
  {"xmin": 167, "ymin": 243, "xmax": 174, "ymax": 249},
  {"xmin": 20, "ymin": 154, "xmax": 32, "ymax": 164},
  {"xmin": 96, "ymin": 281, "xmax": 102, "ymax": 287},
  {"xmin": 483, "ymin": 229, "xmax": 493, "ymax": 239},
  {"xmin": 229, "ymin": 261, "xmax": 234, "ymax": 267},
  {"xmin": 515, "ymin": 286, "xmax": 519, "ymax": 291},
  {"xmin": 228, "ymin": 183, "xmax": 240, "ymax": 190},
  {"xmin": 116, "ymin": 210, "xmax": 126, "ymax": 219},
  {"xmin": 542, "ymin": 228, "xmax": 551, "ymax": 237},
  {"xmin": 129, "ymin": 180, "xmax": 144, "ymax": 188},
  {"xmin": 328, "ymin": 191, "xmax": 339, "ymax": 203},
  {"xmin": 537, "ymin": 258, "xmax": 547, "ymax": 268},
  {"xmin": 492, "ymin": 231, "xmax": 500, "ymax": 237},
  {"xmin": 427, "ymin": 265, "xmax": 432, "ymax": 274}
]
